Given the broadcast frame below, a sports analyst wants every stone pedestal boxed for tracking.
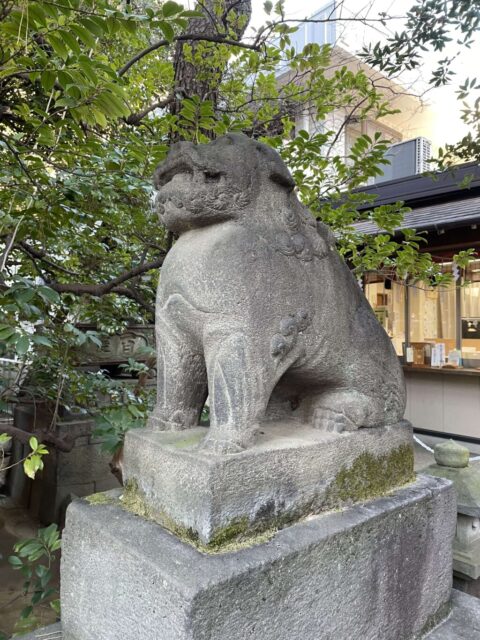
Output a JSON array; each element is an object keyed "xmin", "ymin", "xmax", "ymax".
[
  {"xmin": 123, "ymin": 421, "xmax": 413, "ymax": 545},
  {"xmin": 424, "ymin": 441, "xmax": 480, "ymax": 581},
  {"xmin": 60, "ymin": 475, "xmax": 455, "ymax": 640}
]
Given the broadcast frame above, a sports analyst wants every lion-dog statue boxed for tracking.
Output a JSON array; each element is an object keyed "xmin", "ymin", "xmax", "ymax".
[{"xmin": 148, "ymin": 133, "xmax": 406, "ymax": 453}]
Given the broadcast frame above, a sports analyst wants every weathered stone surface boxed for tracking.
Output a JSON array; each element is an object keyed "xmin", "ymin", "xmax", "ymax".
[
  {"xmin": 60, "ymin": 475, "xmax": 455, "ymax": 640},
  {"xmin": 18, "ymin": 590, "xmax": 480, "ymax": 640},
  {"xmin": 434, "ymin": 441, "xmax": 470, "ymax": 468},
  {"xmin": 425, "ymin": 589, "xmax": 480, "ymax": 639},
  {"xmin": 426, "ymin": 460, "xmax": 480, "ymax": 518},
  {"xmin": 148, "ymin": 133, "xmax": 406, "ymax": 453},
  {"xmin": 124, "ymin": 420, "xmax": 413, "ymax": 544},
  {"xmin": 425, "ymin": 451, "xmax": 480, "ymax": 580},
  {"xmin": 452, "ymin": 513, "xmax": 480, "ymax": 580}
]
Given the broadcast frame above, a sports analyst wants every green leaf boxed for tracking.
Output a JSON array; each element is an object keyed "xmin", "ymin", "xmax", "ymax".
[
  {"xmin": 20, "ymin": 605, "xmax": 33, "ymax": 620},
  {"xmin": 41, "ymin": 70, "xmax": 56, "ymax": 92},
  {"xmin": 78, "ymin": 57, "xmax": 99, "ymax": 84},
  {"xmin": 0, "ymin": 326, "xmax": 16, "ymax": 341},
  {"xmin": 31, "ymin": 335, "xmax": 53, "ymax": 347},
  {"xmin": 158, "ymin": 21, "xmax": 175, "ymax": 41},
  {"xmin": 70, "ymin": 24, "xmax": 97, "ymax": 49},
  {"xmin": 29, "ymin": 436, "xmax": 39, "ymax": 451},
  {"xmin": 47, "ymin": 34, "xmax": 69, "ymax": 60},
  {"xmin": 92, "ymin": 109, "xmax": 108, "ymax": 127},
  {"xmin": 37, "ymin": 286, "xmax": 60, "ymax": 304},
  {"xmin": 180, "ymin": 10, "xmax": 204, "ymax": 17},
  {"xmin": 79, "ymin": 17, "xmax": 105, "ymax": 37},
  {"xmin": 8, "ymin": 555, "xmax": 23, "ymax": 568},
  {"xmin": 58, "ymin": 29, "xmax": 82, "ymax": 56},
  {"xmin": 15, "ymin": 335, "xmax": 30, "ymax": 356},
  {"xmin": 0, "ymin": 434, "xmax": 12, "ymax": 444},
  {"xmin": 162, "ymin": 1, "xmax": 182, "ymax": 17},
  {"xmin": 23, "ymin": 456, "xmax": 43, "ymax": 480},
  {"xmin": 39, "ymin": 523, "xmax": 59, "ymax": 546},
  {"xmin": 50, "ymin": 599, "xmax": 61, "ymax": 615}
]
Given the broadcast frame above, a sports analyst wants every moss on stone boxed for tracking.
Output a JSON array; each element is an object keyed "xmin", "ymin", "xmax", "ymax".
[
  {"xmin": 121, "ymin": 479, "xmax": 200, "ymax": 545},
  {"xmin": 170, "ymin": 433, "xmax": 204, "ymax": 449},
  {"xmin": 208, "ymin": 517, "xmax": 249, "ymax": 547},
  {"xmin": 85, "ymin": 491, "xmax": 116, "ymax": 506},
  {"xmin": 324, "ymin": 443, "xmax": 415, "ymax": 508},
  {"xmin": 119, "ymin": 480, "xmax": 279, "ymax": 554},
  {"xmin": 117, "ymin": 445, "xmax": 414, "ymax": 553},
  {"xmin": 416, "ymin": 600, "xmax": 452, "ymax": 638}
]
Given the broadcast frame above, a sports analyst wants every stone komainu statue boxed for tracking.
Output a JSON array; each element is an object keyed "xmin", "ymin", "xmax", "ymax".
[{"xmin": 149, "ymin": 133, "xmax": 406, "ymax": 453}]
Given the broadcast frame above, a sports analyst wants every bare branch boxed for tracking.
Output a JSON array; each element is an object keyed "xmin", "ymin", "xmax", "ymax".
[{"xmin": 125, "ymin": 96, "xmax": 173, "ymax": 125}]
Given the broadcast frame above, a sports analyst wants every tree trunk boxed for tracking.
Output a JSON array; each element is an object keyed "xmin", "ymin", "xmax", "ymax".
[{"xmin": 171, "ymin": 0, "xmax": 252, "ymax": 134}]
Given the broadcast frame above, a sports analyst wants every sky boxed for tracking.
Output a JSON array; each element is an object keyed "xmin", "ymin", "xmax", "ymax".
[{"xmin": 247, "ymin": 0, "xmax": 480, "ymax": 148}]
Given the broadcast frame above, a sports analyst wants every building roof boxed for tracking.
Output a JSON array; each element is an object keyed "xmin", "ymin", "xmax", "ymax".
[
  {"xmin": 354, "ymin": 195, "xmax": 480, "ymax": 235},
  {"xmin": 354, "ymin": 162, "xmax": 480, "ymax": 211}
]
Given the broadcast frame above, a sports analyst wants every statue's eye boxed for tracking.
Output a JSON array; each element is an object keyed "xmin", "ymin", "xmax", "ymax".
[{"xmin": 204, "ymin": 171, "xmax": 222, "ymax": 181}]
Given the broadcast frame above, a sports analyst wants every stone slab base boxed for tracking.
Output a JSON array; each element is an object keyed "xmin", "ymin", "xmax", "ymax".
[
  {"xmin": 426, "ymin": 589, "xmax": 480, "ymax": 638},
  {"xmin": 60, "ymin": 475, "xmax": 454, "ymax": 640},
  {"xmin": 18, "ymin": 589, "xmax": 480, "ymax": 640},
  {"xmin": 123, "ymin": 420, "xmax": 413, "ymax": 544}
]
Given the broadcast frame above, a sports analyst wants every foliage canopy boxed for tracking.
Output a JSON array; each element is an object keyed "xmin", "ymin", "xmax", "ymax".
[{"xmin": 0, "ymin": 0, "xmax": 478, "ymax": 439}]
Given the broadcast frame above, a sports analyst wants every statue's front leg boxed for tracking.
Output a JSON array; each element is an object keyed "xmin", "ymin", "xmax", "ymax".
[
  {"xmin": 148, "ymin": 318, "xmax": 207, "ymax": 431},
  {"xmin": 200, "ymin": 332, "xmax": 273, "ymax": 454}
]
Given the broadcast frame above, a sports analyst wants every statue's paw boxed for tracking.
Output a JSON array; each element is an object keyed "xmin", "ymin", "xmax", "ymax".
[
  {"xmin": 198, "ymin": 435, "xmax": 246, "ymax": 455},
  {"xmin": 313, "ymin": 408, "xmax": 357, "ymax": 433}
]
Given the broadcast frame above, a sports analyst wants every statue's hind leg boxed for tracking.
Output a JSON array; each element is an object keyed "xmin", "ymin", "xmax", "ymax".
[{"xmin": 311, "ymin": 389, "xmax": 385, "ymax": 433}]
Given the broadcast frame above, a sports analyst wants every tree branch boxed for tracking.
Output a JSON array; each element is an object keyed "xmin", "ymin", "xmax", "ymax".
[
  {"xmin": 125, "ymin": 96, "xmax": 173, "ymax": 125},
  {"xmin": 18, "ymin": 241, "xmax": 80, "ymax": 276},
  {"xmin": 118, "ymin": 33, "xmax": 260, "ymax": 77},
  {"xmin": 110, "ymin": 285, "xmax": 155, "ymax": 316},
  {"xmin": 48, "ymin": 255, "xmax": 165, "ymax": 297},
  {"xmin": 0, "ymin": 423, "xmax": 78, "ymax": 453}
]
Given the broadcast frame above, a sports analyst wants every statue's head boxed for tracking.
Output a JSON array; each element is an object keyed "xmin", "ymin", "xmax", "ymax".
[{"xmin": 154, "ymin": 133, "xmax": 296, "ymax": 234}]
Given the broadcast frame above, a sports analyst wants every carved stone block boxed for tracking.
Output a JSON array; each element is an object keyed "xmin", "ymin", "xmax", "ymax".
[
  {"xmin": 59, "ymin": 475, "xmax": 455, "ymax": 640},
  {"xmin": 123, "ymin": 420, "xmax": 413, "ymax": 545}
]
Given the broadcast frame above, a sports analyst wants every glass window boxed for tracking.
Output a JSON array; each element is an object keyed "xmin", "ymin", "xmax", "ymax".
[
  {"xmin": 408, "ymin": 269, "xmax": 456, "ymax": 363},
  {"xmin": 309, "ymin": 3, "xmax": 336, "ymax": 46},
  {"xmin": 365, "ymin": 276, "xmax": 405, "ymax": 355},
  {"xmin": 461, "ymin": 260, "xmax": 480, "ymax": 366}
]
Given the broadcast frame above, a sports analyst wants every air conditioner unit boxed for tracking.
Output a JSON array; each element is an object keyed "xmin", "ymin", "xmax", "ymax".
[{"xmin": 375, "ymin": 137, "xmax": 432, "ymax": 184}]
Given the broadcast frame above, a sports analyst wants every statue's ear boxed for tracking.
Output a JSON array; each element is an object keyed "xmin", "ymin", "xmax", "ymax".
[{"xmin": 256, "ymin": 143, "xmax": 296, "ymax": 191}]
